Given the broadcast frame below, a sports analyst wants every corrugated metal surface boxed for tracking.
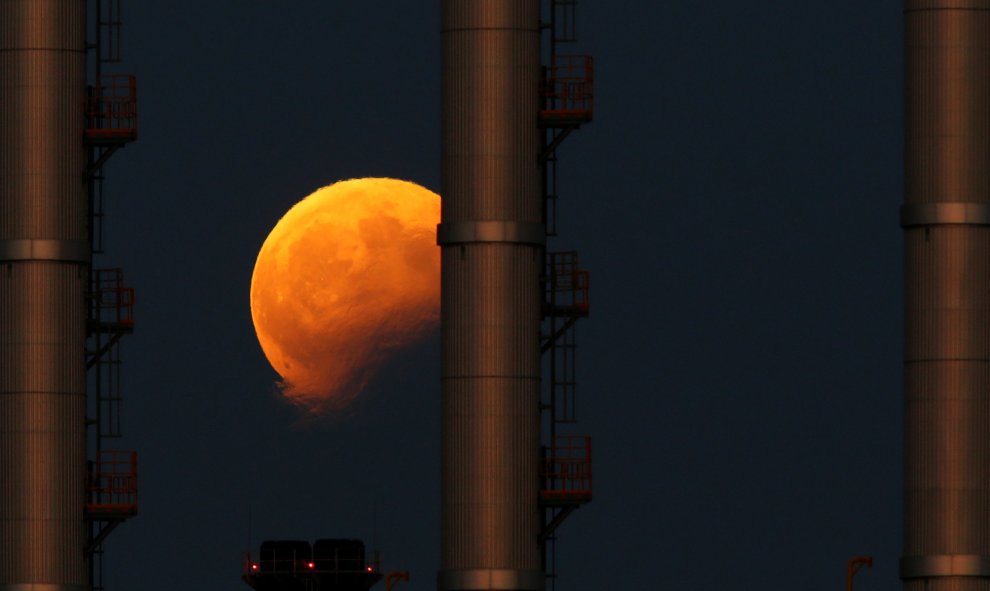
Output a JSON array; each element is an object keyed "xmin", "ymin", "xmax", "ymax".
[
  {"xmin": 904, "ymin": 1, "xmax": 990, "ymax": 590},
  {"xmin": 906, "ymin": 580, "xmax": 990, "ymax": 591},
  {"xmin": 904, "ymin": 0, "xmax": 990, "ymax": 206},
  {"xmin": 441, "ymin": 247, "xmax": 542, "ymax": 568},
  {"xmin": 441, "ymin": 0, "xmax": 540, "ymax": 224},
  {"xmin": 440, "ymin": 1, "xmax": 543, "ymax": 589},
  {"xmin": 905, "ymin": 228, "xmax": 990, "ymax": 547},
  {"xmin": 0, "ymin": 1, "xmax": 87, "ymax": 240},
  {"xmin": 0, "ymin": 0, "xmax": 89, "ymax": 588},
  {"xmin": 0, "ymin": 265, "xmax": 88, "ymax": 585}
]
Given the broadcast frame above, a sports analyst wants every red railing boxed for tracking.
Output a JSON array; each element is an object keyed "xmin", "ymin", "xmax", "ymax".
[
  {"xmin": 93, "ymin": 268, "xmax": 134, "ymax": 329},
  {"xmin": 548, "ymin": 251, "xmax": 590, "ymax": 313},
  {"xmin": 86, "ymin": 74, "xmax": 137, "ymax": 141},
  {"xmin": 541, "ymin": 435, "xmax": 592, "ymax": 502},
  {"xmin": 541, "ymin": 55, "xmax": 594, "ymax": 122},
  {"xmin": 87, "ymin": 449, "xmax": 138, "ymax": 517}
]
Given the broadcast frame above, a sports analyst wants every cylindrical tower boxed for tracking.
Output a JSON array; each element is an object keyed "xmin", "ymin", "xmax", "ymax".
[
  {"xmin": 901, "ymin": 1, "xmax": 990, "ymax": 589},
  {"xmin": 438, "ymin": 1, "xmax": 544, "ymax": 590},
  {"xmin": 0, "ymin": 2, "xmax": 90, "ymax": 590}
]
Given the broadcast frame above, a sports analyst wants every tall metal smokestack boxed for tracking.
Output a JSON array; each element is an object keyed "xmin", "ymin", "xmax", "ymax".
[
  {"xmin": 901, "ymin": 0, "xmax": 990, "ymax": 588},
  {"xmin": 0, "ymin": 1, "xmax": 90, "ymax": 589},
  {"xmin": 438, "ymin": 1, "xmax": 544, "ymax": 590}
]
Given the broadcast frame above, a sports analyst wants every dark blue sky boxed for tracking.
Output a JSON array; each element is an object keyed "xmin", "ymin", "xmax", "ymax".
[{"xmin": 100, "ymin": 2, "xmax": 902, "ymax": 590}]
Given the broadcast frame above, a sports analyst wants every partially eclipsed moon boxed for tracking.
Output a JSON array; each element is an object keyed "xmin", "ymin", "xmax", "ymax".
[{"xmin": 250, "ymin": 178, "xmax": 440, "ymax": 413}]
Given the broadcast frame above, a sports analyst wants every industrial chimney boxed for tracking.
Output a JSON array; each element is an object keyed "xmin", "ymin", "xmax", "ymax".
[
  {"xmin": 0, "ymin": 1, "xmax": 90, "ymax": 589},
  {"xmin": 437, "ymin": 1, "xmax": 545, "ymax": 590},
  {"xmin": 901, "ymin": 0, "xmax": 990, "ymax": 588}
]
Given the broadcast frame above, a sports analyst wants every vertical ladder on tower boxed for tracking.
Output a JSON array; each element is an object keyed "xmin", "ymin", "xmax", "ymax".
[
  {"xmin": 540, "ymin": 54, "xmax": 592, "ymax": 237},
  {"xmin": 540, "ymin": 6, "xmax": 593, "ymax": 238},
  {"xmin": 85, "ymin": 72, "xmax": 137, "ymax": 256},
  {"xmin": 97, "ymin": 0, "xmax": 124, "ymax": 64},
  {"xmin": 539, "ymin": 1, "xmax": 594, "ymax": 589},
  {"xmin": 540, "ymin": 251, "xmax": 593, "ymax": 591},
  {"xmin": 87, "ymin": 268, "xmax": 134, "ymax": 439},
  {"xmin": 550, "ymin": 0, "xmax": 578, "ymax": 43},
  {"xmin": 85, "ymin": 4, "xmax": 139, "ymax": 590},
  {"xmin": 85, "ymin": 269, "xmax": 138, "ymax": 591},
  {"xmin": 543, "ymin": 252, "xmax": 589, "ymax": 423}
]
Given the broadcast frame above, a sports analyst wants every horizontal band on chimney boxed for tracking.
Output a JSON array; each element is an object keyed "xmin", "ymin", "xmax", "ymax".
[
  {"xmin": 901, "ymin": 554, "xmax": 990, "ymax": 578},
  {"xmin": 437, "ymin": 221, "xmax": 545, "ymax": 245},
  {"xmin": 437, "ymin": 568, "xmax": 544, "ymax": 591},
  {"xmin": 901, "ymin": 203, "xmax": 990, "ymax": 227},
  {"xmin": 0, "ymin": 239, "xmax": 89, "ymax": 263}
]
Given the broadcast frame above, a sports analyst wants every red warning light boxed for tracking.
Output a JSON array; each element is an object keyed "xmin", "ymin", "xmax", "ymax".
[
  {"xmin": 308, "ymin": 562, "xmax": 315, "ymax": 569},
  {"xmin": 251, "ymin": 564, "xmax": 259, "ymax": 571},
  {"xmin": 366, "ymin": 566, "xmax": 373, "ymax": 572}
]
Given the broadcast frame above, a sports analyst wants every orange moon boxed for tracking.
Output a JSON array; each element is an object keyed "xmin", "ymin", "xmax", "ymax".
[{"xmin": 250, "ymin": 178, "xmax": 440, "ymax": 413}]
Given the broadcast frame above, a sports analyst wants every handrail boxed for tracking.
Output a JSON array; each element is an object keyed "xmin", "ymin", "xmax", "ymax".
[
  {"xmin": 91, "ymin": 268, "xmax": 134, "ymax": 328},
  {"xmin": 542, "ymin": 435, "xmax": 592, "ymax": 500},
  {"xmin": 548, "ymin": 251, "xmax": 590, "ymax": 312},
  {"xmin": 86, "ymin": 74, "xmax": 138, "ymax": 140},
  {"xmin": 542, "ymin": 55, "xmax": 594, "ymax": 119},
  {"xmin": 87, "ymin": 449, "xmax": 138, "ymax": 513}
]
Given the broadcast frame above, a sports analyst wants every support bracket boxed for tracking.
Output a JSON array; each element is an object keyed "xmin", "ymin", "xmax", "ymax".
[
  {"xmin": 539, "ymin": 504, "xmax": 579, "ymax": 544},
  {"xmin": 85, "ymin": 144, "xmax": 122, "ymax": 180},
  {"xmin": 85, "ymin": 519, "xmax": 123, "ymax": 555}
]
